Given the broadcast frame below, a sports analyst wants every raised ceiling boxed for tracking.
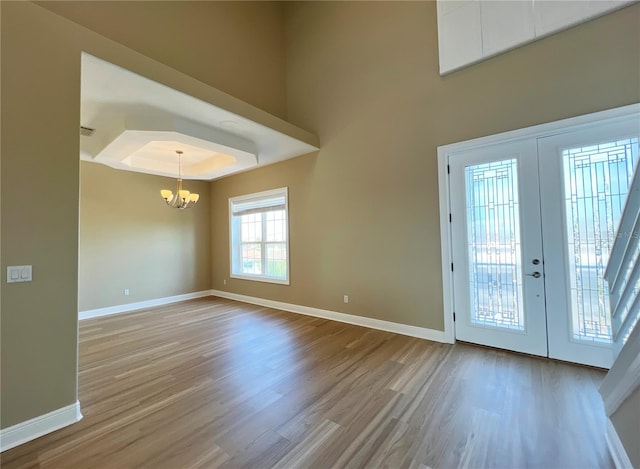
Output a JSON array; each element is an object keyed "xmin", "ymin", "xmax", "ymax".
[{"xmin": 80, "ymin": 53, "xmax": 319, "ymax": 180}]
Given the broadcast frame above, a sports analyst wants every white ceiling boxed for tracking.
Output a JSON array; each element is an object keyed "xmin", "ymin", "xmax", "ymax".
[{"xmin": 80, "ymin": 53, "xmax": 319, "ymax": 180}]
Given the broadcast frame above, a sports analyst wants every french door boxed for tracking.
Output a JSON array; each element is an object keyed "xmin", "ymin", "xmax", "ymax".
[{"xmin": 448, "ymin": 116, "xmax": 639, "ymax": 368}]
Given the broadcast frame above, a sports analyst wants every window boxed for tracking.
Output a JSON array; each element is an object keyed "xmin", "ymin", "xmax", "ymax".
[{"xmin": 229, "ymin": 188, "xmax": 289, "ymax": 284}]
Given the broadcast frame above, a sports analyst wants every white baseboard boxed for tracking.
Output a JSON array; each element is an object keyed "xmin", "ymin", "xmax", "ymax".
[
  {"xmin": 79, "ymin": 290, "xmax": 213, "ymax": 320},
  {"xmin": 0, "ymin": 401, "xmax": 82, "ymax": 452},
  {"xmin": 210, "ymin": 289, "xmax": 452, "ymax": 343},
  {"xmin": 606, "ymin": 419, "xmax": 634, "ymax": 469}
]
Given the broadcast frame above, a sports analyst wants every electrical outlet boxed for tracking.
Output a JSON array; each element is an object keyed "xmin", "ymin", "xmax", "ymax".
[
  {"xmin": 223, "ymin": 279, "xmax": 227, "ymax": 285},
  {"xmin": 124, "ymin": 289, "xmax": 130, "ymax": 296},
  {"xmin": 343, "ymin": 295, "xmax": 349, "ymax": 304}
]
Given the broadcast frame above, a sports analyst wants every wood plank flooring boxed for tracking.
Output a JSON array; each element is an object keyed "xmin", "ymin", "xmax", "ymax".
[{"xmin": 1, "ymin": 297, "xmax": 613, "ymax": 468}]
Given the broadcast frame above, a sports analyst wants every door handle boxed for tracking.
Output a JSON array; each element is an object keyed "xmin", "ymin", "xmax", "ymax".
[{"xmin": 526, "ymin": 271, "xmax": 541, "ymax": 278}]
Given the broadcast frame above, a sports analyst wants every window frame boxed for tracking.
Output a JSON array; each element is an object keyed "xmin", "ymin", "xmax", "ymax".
[{"xmin": 228, "ymin": 187, "xmax": 290, "ymax": 285}]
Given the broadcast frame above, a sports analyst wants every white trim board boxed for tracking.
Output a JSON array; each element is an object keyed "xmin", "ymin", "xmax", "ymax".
[
  {"xmin": 210, "ymin": 290, "xmax": 452, "ymax": 344},
  {"xmin": 438, "ymin": 104, "xmax": 640, "ymax": 154},
  {"xmin": 606, "ymin": 419, "xmax": 634, "ymax": 469},
  {"xmin": 79, "ymin": 290, "xmax": 212, "ymax": 320},
  {"xmin": 438, "ymin": 137, "xmax": 456, "ymax": 345},
  {"xmin": 0, "ymin": 401, "xmax": 82, "ymax": 452},
  {"xmin": 600, "ymin": 322, "xmax": 640, "ymax": 416}
]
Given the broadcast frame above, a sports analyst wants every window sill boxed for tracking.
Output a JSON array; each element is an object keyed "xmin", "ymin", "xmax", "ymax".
[{"xmin": 230, "ymin": 274, "xmax": 290, "ymax": 286}]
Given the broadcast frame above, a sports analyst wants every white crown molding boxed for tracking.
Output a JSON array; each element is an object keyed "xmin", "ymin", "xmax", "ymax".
[
  {"xmin": 79, "ymin": 290, "xmax": 212, "ymax": 320},
  {"xmin": 606, "ymin": 419, "xmax": 634, "ymax": 469},
  {"xmin": 210, "ymin": 290, "xmax": 452, "ymax": 344},
  {"xmin": 0, "ymin": 401, "xmax": 82, "ymax": 452}
]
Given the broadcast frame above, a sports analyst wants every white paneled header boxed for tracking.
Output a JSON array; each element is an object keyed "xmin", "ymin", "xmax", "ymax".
[{"xmin": 437, "ymin": 0, "xmax": 635, "ymax": 75}]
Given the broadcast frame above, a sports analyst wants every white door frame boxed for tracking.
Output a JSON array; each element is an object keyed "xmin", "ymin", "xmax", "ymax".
[{"xmin": 437, "ymin": 103, "xmax": 640, "ymax": 351}]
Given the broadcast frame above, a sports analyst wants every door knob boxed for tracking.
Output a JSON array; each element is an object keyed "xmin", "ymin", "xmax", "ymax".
[
  {"xmin": 532, "ymin": 259, "xmax": 540, "ymax": 265},
  {"xmin": 527, "ymin": 271, "xmax": 541, "ymax": 278}
]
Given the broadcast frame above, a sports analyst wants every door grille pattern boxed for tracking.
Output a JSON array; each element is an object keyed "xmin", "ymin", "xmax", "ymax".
[
  {"xmin": 466, "ymin": 159, "xmax": 524, "ymax": 331},
  {"xmin": 563, "ymin": 138, "xmax": 639, "ymax": 342}
]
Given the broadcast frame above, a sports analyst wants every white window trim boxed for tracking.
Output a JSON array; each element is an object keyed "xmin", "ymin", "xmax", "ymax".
[{"xmin": 229, "ymin": 187, "xmax": 290, "ymax": 285}]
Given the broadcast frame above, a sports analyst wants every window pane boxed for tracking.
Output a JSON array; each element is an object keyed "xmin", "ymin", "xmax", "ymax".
[
  {"xmin": 465, "ymin": 159, "xmax": 524, "ymax": 331},
  {"xmin": 265, "ymin": 243, "xmax": 287, "ymax": 279},
  {"xmin": 265, "ymin": 210, "xmax": 286, "ymax": 242},
  {"xmin": 241, "ymin": 243, "xmax": 262, "ymax": 274},
  {"xmin": 563, "ymin": 137, "xmax": 639, "ymax": 343},
  {"xmin": 241, "ymin": 213, "xmax": 262, "ymax": 242}
]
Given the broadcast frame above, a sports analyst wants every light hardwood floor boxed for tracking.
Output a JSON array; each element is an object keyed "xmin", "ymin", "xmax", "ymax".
[{"xmin": 1, "ymin": 297, "xmax": 613, "ymax": 468}]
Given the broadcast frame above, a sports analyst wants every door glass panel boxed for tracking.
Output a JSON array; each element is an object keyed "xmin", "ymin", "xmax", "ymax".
[
  {"xmin": 466, "ymin": 159, "xmax": 524, "ymax": 331},
  {"xmin": 563, "ymin": 137, "xmax": 639, "ymax": 343}
]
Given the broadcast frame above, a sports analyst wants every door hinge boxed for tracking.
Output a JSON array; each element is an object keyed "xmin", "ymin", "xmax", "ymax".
[
  {"xmin": 447, "ymin": 164, "xmax": 450, "ymax": 174},
  {"xmin": 453, "ymin": 312, "xmax": 456, "ymax": 322},
  {"xmin": 449, "ymin": 213, "xmax": 452, "ymax": 223},
  {"xmin": 451, "ymin": 263, "xmax": 454, "ymax": 272}
]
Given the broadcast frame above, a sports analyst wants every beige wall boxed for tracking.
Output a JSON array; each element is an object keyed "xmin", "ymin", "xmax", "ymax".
[
  {"xmin": 37, "ymin": 1, "xmax": 287, "ymax": 120},
  {"xmin": 79, "ymin": 162, "xmax": 211, "ymax": 311},
  {"xmin": 1, "ymin": 1, "xmax": 82, "ymax": 430},
  {"xmin": 211, "ymin": 2, "xmax": 640, "ymax": 330},
  {"xmin": 1, "ymin": 1, "xmax": 287, "ymax": 429},
  {"xmin": 611, "ymin": 387, "xmax": 640, "ymax": 467}
]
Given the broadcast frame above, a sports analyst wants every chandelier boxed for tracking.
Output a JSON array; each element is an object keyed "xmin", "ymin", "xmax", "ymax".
[{"xmin": 160, "ymin": 150, "xmax": 200, "ymax": 209}]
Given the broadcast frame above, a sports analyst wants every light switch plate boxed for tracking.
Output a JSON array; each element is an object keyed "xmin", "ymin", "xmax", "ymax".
[{"xmin": 7, "ymin": 265, "xmax": 32, "ymax": 283}]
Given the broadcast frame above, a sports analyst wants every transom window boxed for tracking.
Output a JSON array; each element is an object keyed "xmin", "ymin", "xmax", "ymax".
[{"xmin": 229, "ymin": 188, "xmax": 289, "ymax": 284}]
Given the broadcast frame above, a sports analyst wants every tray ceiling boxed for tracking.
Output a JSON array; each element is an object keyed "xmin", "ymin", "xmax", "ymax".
[{"xmin": 80, "ymin": 53, "xmax": 319, "ymax": 180}]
